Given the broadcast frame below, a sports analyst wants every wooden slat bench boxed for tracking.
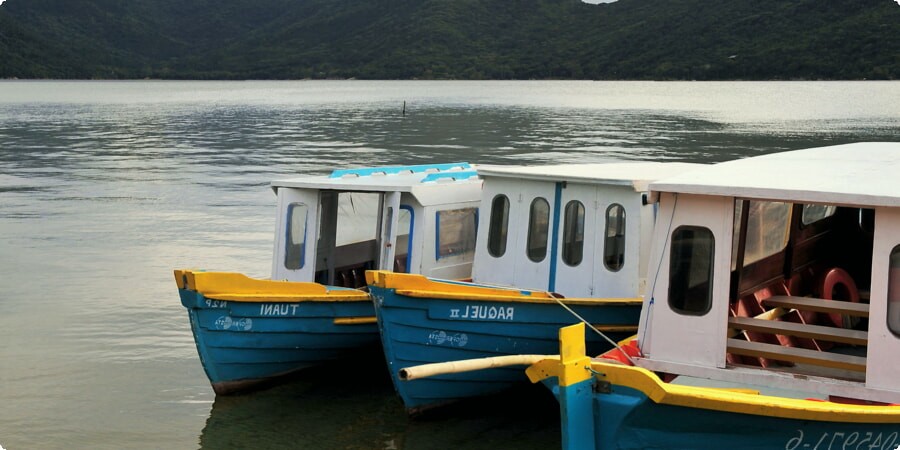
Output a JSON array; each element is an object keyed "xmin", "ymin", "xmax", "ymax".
[
  {"xmin": 761, "ymin": 295, "xmax": 869, "ymax": 318},
  {"xmin": 728, "ymin": 316, "xmax": 868, "ymax": 346},
  {"xmin": 726, "ymin": 338, "xmax": 867, "ymax": 372}
]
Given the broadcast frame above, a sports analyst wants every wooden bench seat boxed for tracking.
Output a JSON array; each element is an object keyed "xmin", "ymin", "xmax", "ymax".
[
  {"xmin": 728, "ymin": 316, "xmax": 868, "ymax": 346},
  {"xmin": 726, "ymin": 338, "xmax": 866, "ymax": 372},
  {"xmin": 761, "ymin": 295, "xmax": 869, "ymax": 318}
]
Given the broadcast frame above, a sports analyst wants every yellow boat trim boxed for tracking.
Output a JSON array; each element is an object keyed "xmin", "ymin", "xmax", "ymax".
[
  {"xmin": 174, "ymin": 269, "xmax": 371, "ymax": 302},
  {"xmin": 592, "ymin": 361, "xmax": 900, "ymax": 423},
  {"xmin": 526, "ymin": 323, "xmax": 592, "ymax": 387},
  {"xmin": 367, "ymin": 270, "xmax": 640, "ymax": 305},
  {"xmin": 528, "ymin": 324, "xmax": 900, "ymax": 423},
  {"xmin": 333, "ymin": 316, "xmax": 378, "ymax": 325}
]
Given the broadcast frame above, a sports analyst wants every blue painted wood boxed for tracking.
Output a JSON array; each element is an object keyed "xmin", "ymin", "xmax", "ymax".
[
  {"xmin": 559, "ymin": 378, "xmax": 595, "ymax": 450},
  {"xmin": 543, "ymin": 379, "xmax": 900, "ymax": 450},
  {"xmin": 329, "ymin": 162, "xmax": 471, "ymax": 178},
  {"xmin": 370, "ymin": 283, "xmax": 640, "ymax": 412},
  {"xmin": 179, "ymin": 288, "xmax": 379, "ymax": 394},
  {"xmin": 420, "ymin": 170, "xmax": 479, "ymax": 183}
]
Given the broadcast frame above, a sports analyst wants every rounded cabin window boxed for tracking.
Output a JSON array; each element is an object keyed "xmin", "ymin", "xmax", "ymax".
[
  {"xmin": 888, "ymin": 245, "xmax": 900, "ymax": 337},
  {"xmin": 562, "ymin": 200, "xmax": 585, "ymax": 267},
  {"xmin": 604, "ymin": 203, "xmax": 626, "ymax": 272},
  {"xmin": 526, "ymin": 197, "xmax": 550, "ymax": 262},
  {"xmin": 285, "ymin": 203, "xmax": 308, "ymax": 270},
  {"xmin": 487, "ymin": 195, "xmax": 510, "ymax": 258},
  {"xmin": 668, "ymin": 226, "xmax": 714, "ymax": 316}
]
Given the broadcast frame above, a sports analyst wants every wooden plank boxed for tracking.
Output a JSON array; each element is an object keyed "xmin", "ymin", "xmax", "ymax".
[
  {"xmin": 761, "ymin": 295, "xmax": 869, "ymax": 318},
  {"xmin": 728, "ymin": 316, "xmax": 868, "ymax": 346},
  {"xmin": 726, "ymin": 338, "xmax": 866, "ymax": 372}
]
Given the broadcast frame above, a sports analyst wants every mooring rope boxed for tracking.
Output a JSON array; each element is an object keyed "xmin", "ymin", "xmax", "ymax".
[{"xmin": 550, "ymin": 295, "xmax": 637, "ymax": 366}]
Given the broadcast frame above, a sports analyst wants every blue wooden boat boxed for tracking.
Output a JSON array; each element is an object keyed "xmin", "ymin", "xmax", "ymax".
[
  {"xmin": 176, "ymin": 163, "xmax": 483, "ymax": 394},
  {"xmin": 369, "ymin": 162, "xmax": 701, "ymax": 412},
  {"xmin": 531, "ymin": 324, "xmax": 900, "ymax": 450},
  {"xmin": 368, "ymin": 271, "xmax": 640, "ymax": 412},
  {"xmin": 176, "ymin": 270, "xmax": 377, "ymax": 394},
  {"xmin": 526, "ymin": 143, "xmax": 900, "ymax": 449}
]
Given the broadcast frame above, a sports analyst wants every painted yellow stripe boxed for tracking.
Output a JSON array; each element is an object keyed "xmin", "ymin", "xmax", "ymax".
[
  {"xmin": 368, "ymin": 270, "xmax": 553, "ymax": 298},
  {"xmin": 592, "ymin": 361, "xmax": 900, "ymax": 423},
  {"xmin": 394, "ymin": 289, "xmax": 642, "ymax": 306},
  {"xmin": 333, "ymin": 316, "xmax": 378, "ymax": 325},
  {"xmin": 174, "ymin": 269, "xmax": 370, "ymax": 302},
  {"xmin": 207, "ymin": 294, "xmax": 370, "ymax": 302}
]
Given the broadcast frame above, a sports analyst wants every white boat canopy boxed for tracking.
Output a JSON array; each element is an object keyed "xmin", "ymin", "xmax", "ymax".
[{"xmin": 650, "ymin": 142, "xmax": 900, "ymax": 208}]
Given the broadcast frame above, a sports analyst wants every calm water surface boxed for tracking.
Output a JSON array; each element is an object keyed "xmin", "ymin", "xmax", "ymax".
[{"xmin": 0, "ymin": 80, "xmax": 898, "ymax": 449}]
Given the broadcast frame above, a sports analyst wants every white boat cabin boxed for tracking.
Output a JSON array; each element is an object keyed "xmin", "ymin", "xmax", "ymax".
[
  {"xmin": 471, "ymin": 163, "xmax": 701, "ymax": 298},
  {"xmin": 270, "ymin": 163, "xmax": 482, "ymax": 286},
  {"xmin": 636, "ymin": 142, "xmax": 900, "ymax": 403}
]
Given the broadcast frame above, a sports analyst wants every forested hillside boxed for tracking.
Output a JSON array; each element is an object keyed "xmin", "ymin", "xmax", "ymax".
[{"xmin": 1, "ymin": 0, "xmax": 897, "ymax": 79}]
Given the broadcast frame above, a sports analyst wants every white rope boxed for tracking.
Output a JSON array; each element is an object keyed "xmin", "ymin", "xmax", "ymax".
[{"xmin": 550, "ymin": 295, "xmax": 637, "ymax": 366}]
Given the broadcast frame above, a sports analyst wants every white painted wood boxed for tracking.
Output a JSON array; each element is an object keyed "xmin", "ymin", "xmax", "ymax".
[
  {"xmin": 866, "ymin": 207, "xmax": 900, "ymax": 393},
  {"xmin": 638, "ymin": 193, "xmax": 734, "ymax": 370},
  {"xmin": 477, "ymin": 162, "xmax": 701, "ymax": 190},
  {"xmin": 378, "ymin": 191, "xmax": 401, "ymax": 271},
  {"xmin": 271, "ymin": 187, "xmax": 320, "ymax": 282},
  {"xmin": 650, "ymin": 142, "xmax": 900, "ymax": 208},
  {"xmin": 473, "ymin": 163, "xmax": 703, "ymax": 296},
  {"xmin": 554, "ymin": 182, "xmax": 599, "ymax": 298},
  {"xmin": 472, "ymin": 178, "xmax": 523, "ymax": 287},
  {"xmin": 271, "ymin": 166, "xmax": 483, "ymax": 207},
  {"xmin": 591, "ymin": 184, "xmax": 646, "ymax": 298},
  {"xmin": 512, "ymin": 181, "xmax": 557, "ymax": 292}
]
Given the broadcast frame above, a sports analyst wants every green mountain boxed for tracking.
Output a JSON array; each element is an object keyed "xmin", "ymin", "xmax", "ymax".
[{"xmin": 1, "ymin": 0, "xmax": 898, "ymax": 79}]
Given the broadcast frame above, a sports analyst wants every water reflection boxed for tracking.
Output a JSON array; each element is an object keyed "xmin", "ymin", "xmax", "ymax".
[{"xmin": 200, "ymin": 356, "xmax": 560, "ymax": 450}]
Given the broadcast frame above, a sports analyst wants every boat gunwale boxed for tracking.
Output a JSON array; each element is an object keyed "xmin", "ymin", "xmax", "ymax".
[{"xmin": 590, "ymin": 360, "xmax": 900, "ymax": 423}]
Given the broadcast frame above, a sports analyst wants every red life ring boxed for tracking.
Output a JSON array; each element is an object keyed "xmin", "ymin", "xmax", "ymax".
[{"xmin": 819, "ymin": 267, "xmax": 860, "ymax": 328}]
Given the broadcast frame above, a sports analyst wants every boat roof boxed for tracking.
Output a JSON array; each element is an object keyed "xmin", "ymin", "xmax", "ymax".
[
  {"xmin": 271, "ymin": 162, "xmax": 480, "ymax": 192},
  {"xmin": 649, "ymin": 142, "xmax": 900, "ymax": 208},
  {"xmin": 476, "ymin": 162, "xmax": 703, "ymax": 192}
]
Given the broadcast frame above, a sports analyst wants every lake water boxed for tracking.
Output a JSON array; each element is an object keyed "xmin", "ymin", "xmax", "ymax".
[{"xmin": 0, "ymin": 80, "xmax": 898, "ymax": 449}]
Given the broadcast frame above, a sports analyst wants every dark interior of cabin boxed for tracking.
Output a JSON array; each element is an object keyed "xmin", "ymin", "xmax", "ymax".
[{"xmin": 726, "ymin": 200, "xmax": 875, "ymax": 383}]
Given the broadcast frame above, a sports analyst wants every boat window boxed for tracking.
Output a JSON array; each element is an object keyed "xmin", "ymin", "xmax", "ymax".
[
  {"xmin": 395, "ymin": 206, "xmax": 413, "ymax": 273},
  {"xmin": 285, "ymin": 202, "xmax": 308, "ymax": 270},
  {"xmin": 668, "ymin": 226, "xmax": 714, "ymax": 316},
  {"xmin": 436, "ymin": 207, "xmax": 477, "ymax": 259},
  {"xmin": 562, "ymin": 200, "xmax": 585, "ymax": 266},
  {"xmin": 527, "ymin": 197, "xmax": 550, "ymax": 262},
  {"xmin": 487, "ymin": 195, "xmax": 510, "ymax": 258},
  {"xmin": 341, "ymin": 193, "xmax": 379, "ymax": 244},
  {"xmin": 742, "ymin": 201, "xmax": 791, "ymax": 266},
  {"xmin": 604, "ymin": 204, "xmax": 626, "ymax": 271},
  {"xmin": 801, "ymin": 204, "xmax": 837, "ymax": 226},
  {"xmin": 888, "ymin": 245, "xmax": 900, "ymax": 338}
]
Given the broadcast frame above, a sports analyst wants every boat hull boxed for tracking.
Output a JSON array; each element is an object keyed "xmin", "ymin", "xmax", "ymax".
[
  {"xmin": 176, "ymin": 271, "xmax": 379, "ymax": 395},
  {"xmin": 547, "ymin": 378, "xmax": 900, "ymax": 450},
  {"xmin": 368, "ymin": 274, "xmax": 640, "ymax": 412},
  {"xmin": 533, "ymin": 324, "xmax": 900, "ymax": 450}
]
